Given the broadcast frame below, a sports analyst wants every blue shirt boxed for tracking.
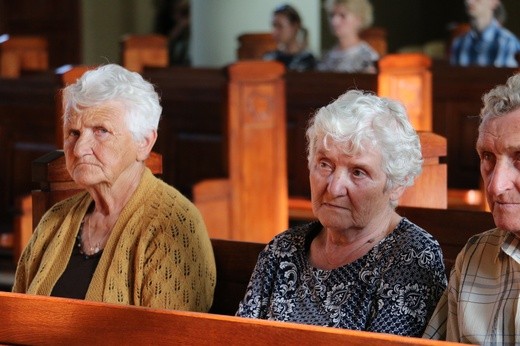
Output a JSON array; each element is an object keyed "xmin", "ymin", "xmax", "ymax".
[{"xmin": 450, "ymin": 19, "xmax": 520, "ymax": 67}]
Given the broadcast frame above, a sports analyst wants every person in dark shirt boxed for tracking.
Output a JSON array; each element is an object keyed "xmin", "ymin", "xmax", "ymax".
[{"xmin": 263, "ymin": 4, "xmax": 316, "ymax": 71}]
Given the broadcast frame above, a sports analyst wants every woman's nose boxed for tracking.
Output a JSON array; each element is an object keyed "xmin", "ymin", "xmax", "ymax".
[
  {"xmin": 328, "ymin": 170, "xmax": 348, "ymax": 196},
  {"xmin": 73, "ymin": 132, "xmax": 93, "ymax": 156}
]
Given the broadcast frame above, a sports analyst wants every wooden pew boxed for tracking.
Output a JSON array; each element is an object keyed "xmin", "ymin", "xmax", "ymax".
[
  {"xmin": 0, "ymin": 292, "xmax": 461, "ymax": 346},
  {"xmin": 0, "ymin": 34, "xmax": 48, "ymax": 78},
  {"xmin": 237, "ymin": 33, "xmax": 276, "ymax": 60},
  {"xmin": 120, "ymin": 34, "xmax": 169, "ymax": 73},
  {"xmin": 0, "ymin": 71, "xmax": 59, "ymax": 231},
  {"xmin": 378, "ymin": 53, "xmax": 432, "ymax": 132},
  {"xmin": 431, "ymin": 60, "xmax": 518, "ymax": 190}
]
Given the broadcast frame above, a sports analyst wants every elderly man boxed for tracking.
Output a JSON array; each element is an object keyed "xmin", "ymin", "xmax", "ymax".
[
  {"xmin": 451, "ymin": 0, "xmax": 520, "ymax": 67},
  {"xmin": 423, "ymin": 73, "xmax": 520, "ymax": 344}
]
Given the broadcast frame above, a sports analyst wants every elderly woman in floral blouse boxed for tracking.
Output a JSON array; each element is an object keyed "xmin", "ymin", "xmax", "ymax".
[{"xmin": 236, "ymin": 90, "xmax": 446, "ymax": 337}]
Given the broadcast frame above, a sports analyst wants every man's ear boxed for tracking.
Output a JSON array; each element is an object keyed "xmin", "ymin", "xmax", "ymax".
[{"xmin": 136, "ymin": 129, "xmax": 158, "ymax": 161}]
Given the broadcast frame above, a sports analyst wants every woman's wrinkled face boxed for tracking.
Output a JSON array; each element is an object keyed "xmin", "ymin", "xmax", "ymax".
[
  {"xmin": 329, "ymin": 4, "xmax": 362, "ymax": 38},
  {"xmin": 63, "ymin": 101, "xmax": 139, "ymax": 188},
  {"xmin": 272, "ymin": 13, "xmax": 299, "ymax": 45},
  {"xmin": 309, "ymin": 138, "xmax": 394, "ymax": 232}
]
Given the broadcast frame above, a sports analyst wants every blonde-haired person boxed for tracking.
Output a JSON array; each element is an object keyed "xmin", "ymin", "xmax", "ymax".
[
  {"xmin": 317, "ymin": 0, "xmax": 379, "ymax": 73},
  {"xmin": 237, "ymin": 90, "xmax": 446, "ymax": 336}
]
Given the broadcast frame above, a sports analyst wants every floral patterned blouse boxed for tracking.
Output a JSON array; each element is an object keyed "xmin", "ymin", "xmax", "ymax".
[{"xmin": 236, "ymin": 219, "xmax": 447, "ymax": 337}]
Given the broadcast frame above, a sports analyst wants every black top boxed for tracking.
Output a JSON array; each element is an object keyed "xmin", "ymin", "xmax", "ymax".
[{"xmin": 51, "ymin": 232, "xmax": 102, "ymax": 299}]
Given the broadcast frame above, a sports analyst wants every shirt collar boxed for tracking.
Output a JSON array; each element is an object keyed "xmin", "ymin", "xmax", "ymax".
[
  {"xmin": 470, "ymin": 19, "xmax": 500, "ymax": 42},
  {"xmin": 500, "ymin": 231, "xmax": 520, "ymax": 264}
]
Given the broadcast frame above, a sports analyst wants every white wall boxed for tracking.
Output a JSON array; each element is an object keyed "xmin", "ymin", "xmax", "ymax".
[{"xmin": 191, "ymin": 0, "xmax": 321, "ymax": 67}]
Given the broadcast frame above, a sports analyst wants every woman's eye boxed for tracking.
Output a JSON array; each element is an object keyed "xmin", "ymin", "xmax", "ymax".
[
  {"xmin": 352, "ymin": 169, "xmax": 366, "ymax": 177},
  {"xmin": 94, "ymin": 127, "xmax": 109, "ymax": 135},
  {"xmin": 68, "ymin": 130, "xmax": 80, "ymax": 137}
]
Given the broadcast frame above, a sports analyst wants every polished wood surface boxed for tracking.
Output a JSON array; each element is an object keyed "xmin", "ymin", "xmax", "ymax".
[
  {"xmin": 0, "ymin": 34, "xmax": 48, "ymax": 78},
  {"xmin": 194, "ymin": 61, "xmax": 288, "ymax": 242},
  {"xmin": 121, "ymin": 34, "xmax": 168, "ymax": 73},
  {"xmin": 0, "ymin": 291, "xmax": 462, "ymax": 346},
  {"xmin": 378, "ymin": 53, "xmax": 432, "ymax": 132},
  {"xmin": 431, "ymin": 61, "xmax": 518, "ymax": 189},
  {"xmin": 236, "ymin": 32, "xmax": 276, "ymax": 60}
]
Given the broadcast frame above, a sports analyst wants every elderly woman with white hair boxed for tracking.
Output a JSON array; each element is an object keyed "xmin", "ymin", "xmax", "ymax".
[
  {"xmin": 236, "ymin": 90, "xmax": 446, "ymax": 337},
  {"xmin": 13, "ymin": 64, "xmax": 216, "ymax": 311}
]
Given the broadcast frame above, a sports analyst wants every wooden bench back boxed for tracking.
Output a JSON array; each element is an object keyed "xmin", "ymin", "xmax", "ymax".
[
  {"xmin": 194, "ymin": 61, "xmax": 288, "ymax": 243},
  {"xmin": 378, "ymin": 53, "xmax": 432, "ymax": 132},
  {"xmin": 121, "ymin": 34, "xmax": 169, "ymax": 73},
  {"xmin": 0, "ymin": 292, "xmax": 461, "ymax": 346},
  {"xmin": 0, "ymin": 34, "xmax": 48, "ymax": 78},
  {"xmin": 237, "ymin": 33, "xmax": 277, "ymax": 60}
]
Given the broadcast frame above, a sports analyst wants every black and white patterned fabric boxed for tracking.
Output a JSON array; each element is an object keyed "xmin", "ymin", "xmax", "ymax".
[{"xmin": 236, "ymin": 218, "xmax": 447, "ymax": 337}]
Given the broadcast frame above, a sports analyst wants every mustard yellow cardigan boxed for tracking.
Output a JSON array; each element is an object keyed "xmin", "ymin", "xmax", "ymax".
[{"xmin": 13, "ymin": 168, "xmax": 216, "ymax": 312}]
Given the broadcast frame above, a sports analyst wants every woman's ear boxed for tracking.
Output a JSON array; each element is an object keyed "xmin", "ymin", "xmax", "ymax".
[
  {"xmin": 136, "ymin": 129, "xmax": 158, "ymax": 161},
  {"xmin": 389, "ymin": 184, "xmax": 406, "ymax": 203}
]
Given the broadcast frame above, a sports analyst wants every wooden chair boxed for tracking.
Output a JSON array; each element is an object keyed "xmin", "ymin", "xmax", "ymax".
[
  {"xmin": 360, "ymin": 26, "xmax": 387, "ymax": 57},
  {"xmin": 236, "ymin": 33, "xmax": 277, "ymax": 60},
  {"xmin": 378, "ymin": 53, "xmax": 432, "ymax": 132},
  {"xmin": 0, "ymin": 34, "xmax": 48, "ymax": 78},
  {"xmin": 121, "ymin": 34, "xmax": 169, "ymax": 73},
  {"xmin": 193, "ymin": 61, "xmax": 288, "ymax": 243}
]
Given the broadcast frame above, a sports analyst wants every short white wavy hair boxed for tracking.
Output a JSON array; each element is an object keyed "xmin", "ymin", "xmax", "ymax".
[
  {"xmin": 479, "ymin": 72, "xmax": 520, "ymax": 131},
  {"xmin": 62, "ymin": 64, "xmax": 162, "ymax": 142},
  {"xmin": 306, "ymin": 90, "xmax": 423, "ymax": 192}
]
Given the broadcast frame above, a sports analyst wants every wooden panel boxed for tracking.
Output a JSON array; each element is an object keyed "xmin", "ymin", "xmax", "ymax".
[
  {"xmin": 236, "ymin": 32, "xmax": 276, "ymax": 60},
  {"xmin": 0, "ymin": 0, "xmax": 81, "ymax": 67},
  {"xmin": 121, "ymin": 34, "xmax": 168, "ymax": 73},
  {"xmin": 0, "ymin": 34, "xmax": 48, "ymax": 78},
  {"xmin": 0, "ymin": 291, "xmax": 460, "ymax": 346},
  {"xmin": 431, "ymin": 61, "xmax": 518, "ymax": 189},
  {"xmin": 400, "ymin": 132, "xmax": 447, "ymax": 209},
  {"xmin": 142, "ymin": 66, "xmax": 228, "ymax": 199},
  {"xmin": 379, "ymin": 53, "xmax": 432, "ymax": 132},
  {"xmin": 0, "ymin": 72, "xmax": 59, "ymax": 225},
  {"xmin": 209, "ymin": 238, "xmax": 264, "ymax": 315},
  {"xmin": 228, "ymin": 61, "xmax": 288, "ymax": 242}
]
